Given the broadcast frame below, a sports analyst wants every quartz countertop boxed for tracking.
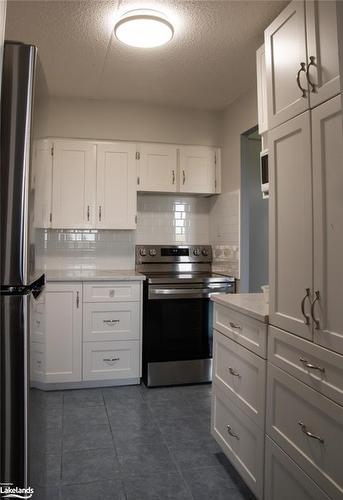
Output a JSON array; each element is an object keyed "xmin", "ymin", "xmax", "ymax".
[
  {"xmin": 211, "ymin": 293, "xmax": 268, "ymax": 323},
  {"xmin": 44, "ymin": 269, "xmax": 146, "ymax": 282}
]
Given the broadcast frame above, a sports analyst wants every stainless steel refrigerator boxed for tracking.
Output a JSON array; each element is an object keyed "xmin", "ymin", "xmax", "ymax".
[{"xmin": 0, "ymin": 41, "xmax": 44, "ymax": 488}]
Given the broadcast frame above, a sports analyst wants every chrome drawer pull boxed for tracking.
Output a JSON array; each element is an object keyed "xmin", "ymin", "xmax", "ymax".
[
  {"xmin": 298, "ymin": 422, "xmax": 324, "ymax": 443},
  {"xmin": 228, "ymin": 367, "xmax": 241, "ymax": 377},
  {"xmin": 103, "ymin": 319, "xmax": 120, "ymax": 325},
  {"xmin": 227, "ymin": 425, "xmax": 239, "ymax": 439},
  {"xmin": 300, "ymin": 288, "xmax": 311, "ymax": 325},
  {"xmin": 229, "ymin": 321, "xmax": 241, "ymax": 330},
  {"xmin": 311, "ymin": 290, "xmax": 321, "ymax": 330},
  {"xmin": 103, "ymin": 357, "xmax": 120, "ymax": 363},
  {"xmin": 299, "ymin": 357, "xmax": 325, "ymax": 373}
]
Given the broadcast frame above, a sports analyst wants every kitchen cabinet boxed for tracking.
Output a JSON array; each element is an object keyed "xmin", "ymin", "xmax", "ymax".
[
  {"xmin": 137, "ymin": 143, "xmax": 177, "ymax": 192},
  {"xmin": 32, "ymin": 139, "xmax": 53, "ymax": 228},
  {"xmin": 268, "ymin": 111, "xmax": 313, "ymax": 340},
  {"xmin": 265, "ymin": 0, "xmax": 341, "ymax": 129},
  {"xmin": 264, "ymin": 437, "xmax": 331, "ymax": 500},
  {"xmin": 44, "ymin": 282, "xmax": 82, "ymax": 383},
  {"xmin": 52, "ymin": 140, "xmax": 96, "ymax": 229},
  {"xmin": 269, "ymin": 96, "xmax": 343, "ymax": 353},
  {"xmin": 256, "ymin": 44, "xmax": 268, "ymax": 135},
  {"xmin": 312, "ymin": 95, "xmax": 343, "ymax": 355},
  {"xmin": 179, "ymin": 146, "xmax": 217, "ymax": 194},
  {"xmin": 96, "ymin": 142, "xmax": 137, "ymax": 229}
]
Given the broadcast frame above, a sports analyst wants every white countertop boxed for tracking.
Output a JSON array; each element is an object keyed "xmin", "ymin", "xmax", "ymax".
[
  {"xmin": 44, "ymin": 269, "xmax": 146, "ymax": 282},
  {"xmin": 211, "ymin": 293, "xmax": 269, "ymax": 322}
]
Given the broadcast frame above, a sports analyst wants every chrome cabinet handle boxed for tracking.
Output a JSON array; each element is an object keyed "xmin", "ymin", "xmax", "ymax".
[
  {"xmin": 87, "ymin": 205, "xmax": 90, "ymax": 221},
  {"xmin": 103, "ymin": 357, "xmax": 120, "ymax": 363},
  {"xmin": 299, "ymin": 357, "xmax": 325, "ymax": 373},
  {"xmin": 172, "ymin": 170, "xmax": 175, "ymax": 184},
  {"xmin": 298, "ymin": 422, "xmax": 324, "ymax": 443},
  {"xmin": 99, "ymin": 206, "xmax": 102, "ymax": 222},
  {"xmin": 229, "ymin": 321, "xmax": 241, "ymax": 330},
  {"xmin": 227, "ymin": 425, "xmax": 239, "ymax": 440},
  {"xmin": 306, "ymin": 56, "xmax": 316, "ymax": 93},
  {"xmin": 228, "ymin": 367, "xmax": 241, "ymax": 377},
  {"xmin": 76, "ymin": 291, "xmax": 80, "ymax": 308},
  {"xmin": 103, "ymin": 319, "xmax": 120, "ymax": 325},
  {"xmin": 300, "ymin": 288, "xmax": 311, "ymax": 325},
  {"xmin": 296, "ymin": 62, "xmax": 307, "ymax": 98},
  {"xmin": 182, "ymin": 170, "xmax": 186, "ymax": 185},
  {"xmin": 311, "ymin": 290, "xmax": 321, "ymax": 330}
]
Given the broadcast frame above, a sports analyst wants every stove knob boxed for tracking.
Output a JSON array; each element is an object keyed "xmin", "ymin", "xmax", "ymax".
[
  {"xmin": 139, "ymin": 248, "xmax": 147, "ymax": 257},
  {"xmin": 193, "ymin": 248, "xmax": 201, "ymax": 256},
  {"xmin": 202, "ymin": 248, "xmax": 209, "ymax": 257},
  {"xmin": 149, "ymin": 248, "xmax": 157, "ymax": 257}
]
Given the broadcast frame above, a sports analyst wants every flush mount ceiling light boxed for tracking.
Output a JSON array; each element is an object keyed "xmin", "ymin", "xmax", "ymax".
[{"xmin": 114, "ymin": 9, "xmax": 174, "ymax": 48}]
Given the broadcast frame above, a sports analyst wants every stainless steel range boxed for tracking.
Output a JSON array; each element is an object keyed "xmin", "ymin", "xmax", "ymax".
[{"xmin": 136, "ymin": 245, "xmax": 235, "ymax": 387}]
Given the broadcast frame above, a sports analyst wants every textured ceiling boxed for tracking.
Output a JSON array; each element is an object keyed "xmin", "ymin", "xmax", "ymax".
[{"xmin": 5, "ymin": 0, "xmax": 288, "ymax": 110}]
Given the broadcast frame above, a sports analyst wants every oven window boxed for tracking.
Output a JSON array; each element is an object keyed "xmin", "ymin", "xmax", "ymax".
[{"xmin": 143, "ymin": 298, "xmax": 212, "ymax": 363}]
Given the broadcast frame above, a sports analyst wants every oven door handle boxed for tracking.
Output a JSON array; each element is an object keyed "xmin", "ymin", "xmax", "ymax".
[{"xmin": 148, "ymin": 285, "xmax": 233, "ymax": 299}]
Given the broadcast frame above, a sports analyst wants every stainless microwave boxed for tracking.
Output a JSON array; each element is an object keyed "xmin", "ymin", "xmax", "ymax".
[{"xmin": 260, "ymin": 149, "xmax": 269, "ymax": 199}]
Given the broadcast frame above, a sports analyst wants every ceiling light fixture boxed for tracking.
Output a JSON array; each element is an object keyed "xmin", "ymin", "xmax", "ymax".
[{"xmin": 114, "ymin": 9, "xmax": 174, "ymax": 48}]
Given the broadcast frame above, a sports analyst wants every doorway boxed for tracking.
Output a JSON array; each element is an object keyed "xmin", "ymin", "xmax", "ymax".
[{"xmin": 240, "ymin": 126, "xmax": 268, "ymax": 293}]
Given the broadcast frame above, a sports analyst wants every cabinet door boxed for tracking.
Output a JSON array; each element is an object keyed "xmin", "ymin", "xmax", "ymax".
[
  {"xmin": 306, "ymin": 1, "xmax": 340, "ymax": 108},
  {"xmin": 138, "ymin": 143, "xmax": 177, "ymax": 192},
  {"xmin": 32, "ymin": 139, "xmax": 53, "ymax": 228},
  {"xmin": 264, "ymin": 437, "xmax": 331, "ymax": 500},
  {"xmin": 256, "ymin": 45, "xmax": 268, "ymax": 135},
  {"xmin": 96, "ymin": 142, "xmax": 137, "ymax": 229},
  {"xmin": 52, "ymin": 140, "xmax": 96, "ymax": 229},
  {"xmin": 179, "ymin": 146, "xmax": 216, "ymax": 194},
  {"xmin": 265, "ymin": 0, "xmax": 309, "ymax": 129},
  {"xmin": 312, "ymin": 95, "xmax": 343, "ymax": 355},
  {"xmin": 269, "ymin": 112, "xmax": 313, "ymax": 340},
  {"xmin": 45, "ymin": 283, "xmax": 82, "ymax": 383}
]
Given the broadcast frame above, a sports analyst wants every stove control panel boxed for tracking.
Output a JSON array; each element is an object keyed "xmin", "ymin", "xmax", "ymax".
[{"xmin": 135, "ymin": 245, "xmax": 212, "ymax": 264}]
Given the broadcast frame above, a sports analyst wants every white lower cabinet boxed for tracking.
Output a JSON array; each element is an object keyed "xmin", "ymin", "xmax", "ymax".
[
  {"xmin": 264, "ymin": 437, "xmax": 330, "ymax": 500},
  {"xmin": 83, "ymin": 340, "xmax": 140, "ymax": 381},
  {"xmin": 30, "ymin": 280, "xmax": 142, "ymax": 388},
  {"xmin": 212, "ymin": 384, "xmax": 264, "ymax": 499},
  {"xmin": 266, "ymin": 363, "xmax": 343, "ymax": 500}
]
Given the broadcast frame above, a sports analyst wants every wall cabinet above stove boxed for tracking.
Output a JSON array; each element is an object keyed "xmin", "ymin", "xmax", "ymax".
[
  {"xmin": 137, "ymin": 143, "xmax": 221, "ymax": 195},
  {"xmin": 32, "ymin": 138, "xmax": 221, "ymax": 229}
]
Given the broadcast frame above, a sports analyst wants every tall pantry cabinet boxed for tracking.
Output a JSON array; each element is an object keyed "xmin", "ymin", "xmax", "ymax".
[{"xmin": 264, "ymin": 1, "xmax": 343, "ymax": 499}]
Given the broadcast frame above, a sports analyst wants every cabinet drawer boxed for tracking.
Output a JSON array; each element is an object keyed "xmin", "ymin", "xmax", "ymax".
[
  {"xmin": 213, "ymin": 330, "xmax": 266, "ymax": 429},
  {"xmin": 83, "ymin": 302, "xmax": 140, "ymax": 342},
  {"xmin": 214, "ymin": 304, "xmax": 267, "ymax": 358},
  {"xmin": 269, "ymin": 326, "xmax": 343, "ymax": 407},
  {"xmin": 211, "ymin": 385, "xmax": 264, "ymax": 499},
  {"xmin": 30, "ymin": 302, "xmax": 45, "ymax": 343},
  {"xmin": 83, "ymin": 341, "xmax": 140, "ymax": 381},
  {"xmin": 265, "ymin": 437, "xmax": 330, "ymax": 500},
  {"xmin": 30, "ymin": 342, "xmax": 45, "ymax": 382},
  {"xmin": 83, "ymin": 282, "xmax": 140, "ymax": 302},
  {"xmin": 266, "ymin": 364, "xmax": 343, "ymax": 500}
]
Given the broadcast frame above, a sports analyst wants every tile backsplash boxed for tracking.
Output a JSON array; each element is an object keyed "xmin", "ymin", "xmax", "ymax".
[{"xmin": 35, "ymin": 191, "xmax": 240, "ymax": 278}]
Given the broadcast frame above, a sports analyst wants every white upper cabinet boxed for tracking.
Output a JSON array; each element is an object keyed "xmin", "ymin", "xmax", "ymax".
[
  {"xmin": 269, "ymin": 111, "xmax": 313, "ymax": 340},
  {"xmin": 138, "ymin": 143, "xmax": 177, "ymax": 192},
  {"xmin": 32, "ymin": 139, "xmax": 53, "ymax": 228},
  {"xmin": 312, "ymin": 95, "xmax": 343, "ymax": 355},
  {"xmin": 96, "ymin": 142, "xmax": 137, "ymax": 230},
  {"xmin": 179, "ymin": 146, "xmax": 217, "ymax": 194},
  {"xmin": 52, "ymin": 140, "xmax": 96, "ymax": 229},
  {"xmin": 265, "ymin": 0, "xmax": 341, "ymax": 130},
  {"xmin": 265, "ymin": 0, "xmax": 309, "ymax": 129},
  {"xmin": 306, "ymin": 0, "xmax": 340, "ymax": 108},
  {"xmin": 256, "ymin": 44, "xmax": 268, "ymax": 135}
]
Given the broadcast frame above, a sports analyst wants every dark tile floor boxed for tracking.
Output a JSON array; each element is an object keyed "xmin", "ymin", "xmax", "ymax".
[{"xmin": 29, "ymin": 384, "xmax": 256, "ymax": 500}]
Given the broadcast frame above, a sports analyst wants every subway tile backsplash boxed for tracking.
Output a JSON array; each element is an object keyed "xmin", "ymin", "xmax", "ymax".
[{"xmin": 35, "ymin": 192, "xmax": 240, "ymax": 278}]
